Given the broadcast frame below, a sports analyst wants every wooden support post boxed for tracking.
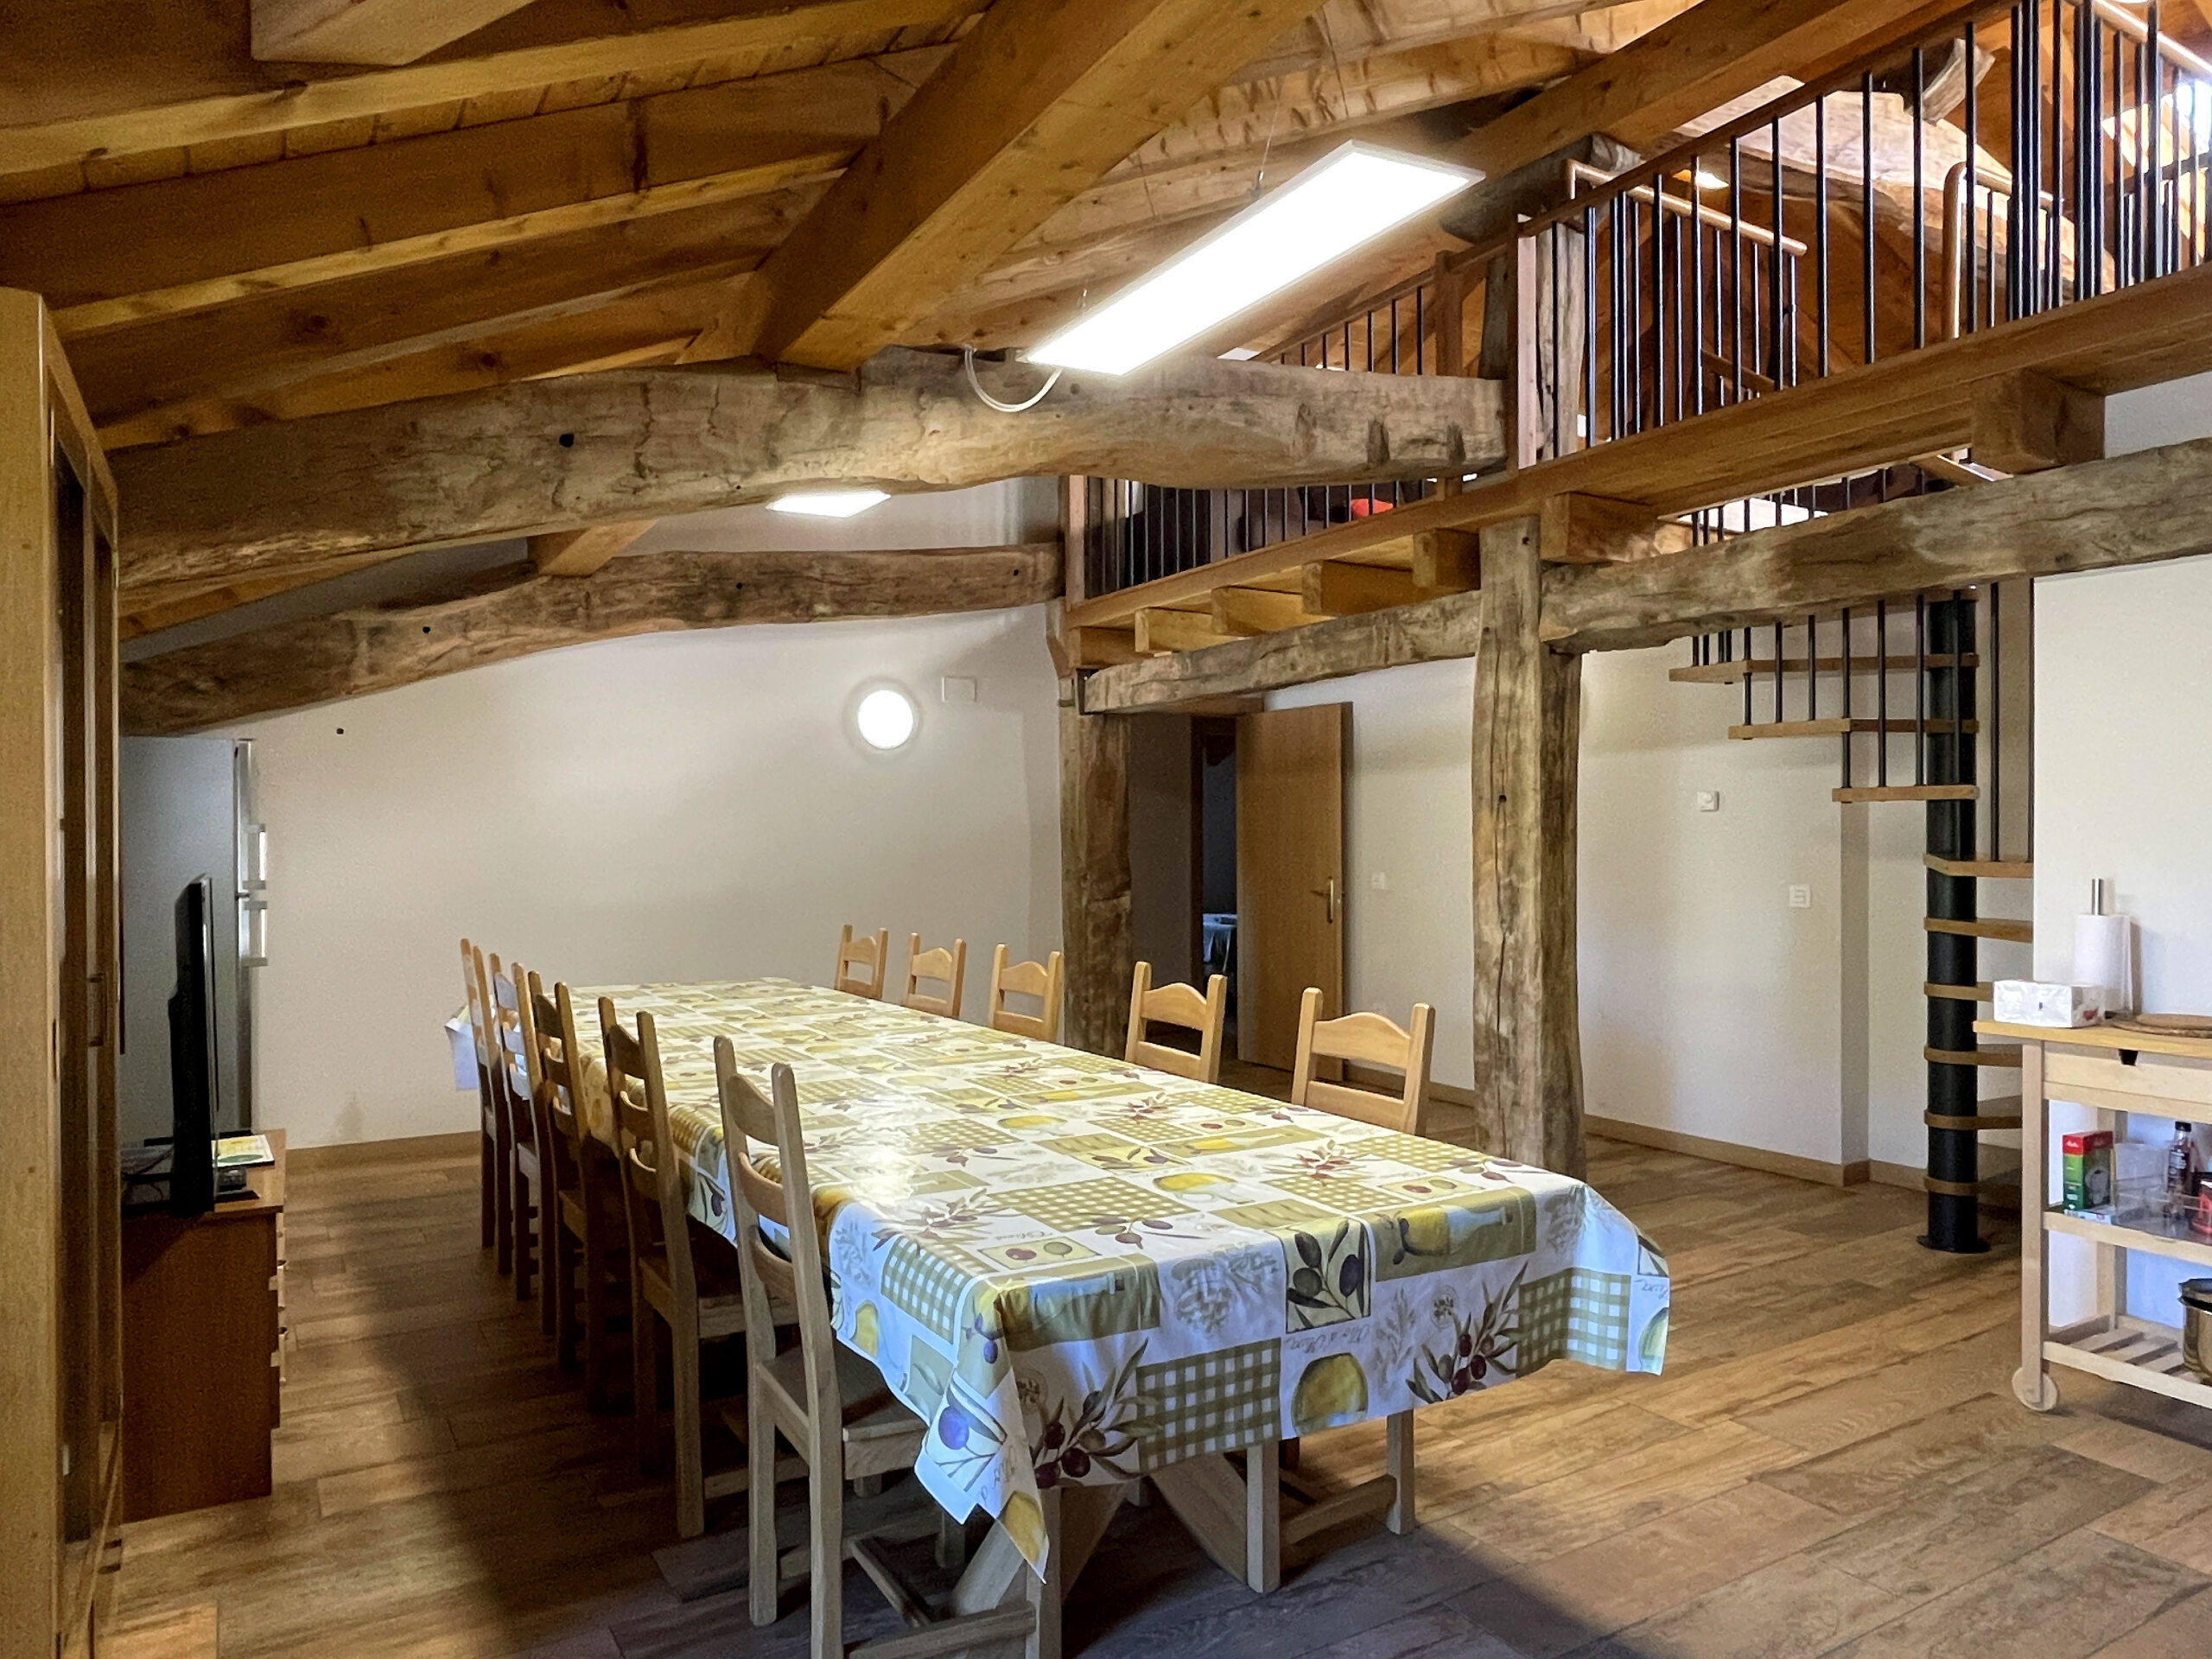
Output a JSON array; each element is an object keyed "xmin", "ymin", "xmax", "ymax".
[
  {"xmin": 1059, "ymin": 695, "xmax": 1132, "ymax": 1058},
  {"xmin": 1470, "ymin": 516, "xmax": 1585, "ymax": 1173}
]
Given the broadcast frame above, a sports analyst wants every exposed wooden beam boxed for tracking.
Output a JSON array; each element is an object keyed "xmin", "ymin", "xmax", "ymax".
[
  {"xmin": 1541, "ymin": 432, "xmax": 2212, "ymax": 653},
  {"xmin": 1469, "ymin": 516, "xmax": 1583, "ymax": 1173},
  {"xmin": 114, "ymin": 350, "xmax": 1503, "ymax": 594},
  {"xmin": 743, "ymin": 0, "xmax": 1323, "ymax": 370},
  {"xmin": 1081, "ymin": 588, "xmax": 1484, "ymax": 713},
  {"xmin": 1065, "ymin": 256, "xmax": 2212, "ymax": 628},
  {"xmin": 118, "ymin": 569, "xmax": 334, "ymax": 640},
  {"xmin": 1135, "ymin": 607, "xmax": 1233, "ymax": 655},
  {"xmin": 251, "ymin": 0, "xmax": 537, "ymax": 65},
  {"xmin": 1970, "ymin": 367, "xmax": 2105, "ymax": 474},
  {"xmin": 121, "ymin": 543, "xmax": 1059, "ymax": 734},
  {"xmin": 10, "ymin": 47, "xmax": 950, "ymax": 322},
  {"xmin": 0, "ymin": 0, "xmax": 981, "ymax": 178},
  {"xmin": 1302, "ymin": 562, "xmax": 1433, "ymax": 616},
  {"xmin": 1210, "ymin": 587, "xmax": 1319, "ymax": 636},
  {"xmin": 1539, "ymin": 493, "xmax": 1666, "ymax": 564},
  {"xmin": 528, "ymin": 519, "xmax": 656, "ymax": 577}
]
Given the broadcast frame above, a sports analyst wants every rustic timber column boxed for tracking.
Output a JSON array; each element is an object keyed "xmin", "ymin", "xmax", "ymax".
[
  {"xmin": 1469, "ymin": 517, "xmax": 1585, "ymax": 1174},
  {"xmin": 1058, "ymin": 686, "xmax": 1132, "ymax": 1056}
]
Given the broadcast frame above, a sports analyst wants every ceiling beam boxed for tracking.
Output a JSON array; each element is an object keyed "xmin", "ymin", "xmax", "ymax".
[
  {"xmin": 112, "ymin": 348, "xmax": 1503, "ymax": 595},
  {"xmin": 1541, "ymin": 433, "xmax": 2212, "ymax": 653},
  {"xmin": 251, "ymin": 0, "xmax": 537, "ymax": 65},
  {"xmin": 528, "ymin": 519, "xmax": 657, "ymax": 576},
  {"xmin": 122, "ymin": 543, "xmax": 1062, "ymax": 734},
  {"xmin": 742, "ymin": 0, "xmax": 1325, "ymax": 370},
  {"xmin": 1079, "ymin": 430, "xmax": 2212, "ymax": 709},
  {"xmin": 0, "ymin": 0, "xmax": 981, "ymax": 179}
]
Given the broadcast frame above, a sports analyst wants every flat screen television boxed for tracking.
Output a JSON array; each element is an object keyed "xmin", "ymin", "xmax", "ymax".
[{"xmin": 164, "ymin": 875, "xmax": 219, "ymax": 1217}]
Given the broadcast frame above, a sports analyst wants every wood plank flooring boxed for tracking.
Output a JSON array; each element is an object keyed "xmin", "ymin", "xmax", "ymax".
[{"xmin": 108, "ymin": 1103, "xmax": 2212, "ymax": 1659}]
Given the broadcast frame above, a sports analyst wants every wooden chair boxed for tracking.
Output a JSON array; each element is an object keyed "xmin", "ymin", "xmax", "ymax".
[
  {"xmin": 831, "ymin": 925, "xmax": 891, "ymax": 999},
  {"xmin": 718, "ymin": 1045, "xmax": 1035, "ymax": 1659},
  {"xmin": 985, "ymin": 945, "xmax": 1064, "ymax": 1043},
  {"xmin": 1124, "ymin": 961, "xmax": 1229, "ymax": 1084},
  {"xmin": 1289, "ymin": 988, "xmax": 1436, "ymax": 1136},
  {"xmin": 600, "ymin": 997, "xmax": 754, "ymax": 1538},
  {"xmin": 462, "ymin": 938, "xmax": 512, "ymax": 1272},
  {"xmin": 487, "ymin": 953, "xmax": 543, "ymax": 1304},
  {"xmin": 524, "ymin": 972, "xmax": 630, "ymax": 1408},
  {"xmin": 899, "ymin": 935, "xmax": 966, "ymax": 1019}
]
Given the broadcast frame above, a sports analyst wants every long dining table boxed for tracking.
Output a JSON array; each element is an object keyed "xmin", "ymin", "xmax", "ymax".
[{"xmin": 571, "ymin": 976, "xmax": 1669, "ymax": 1655}]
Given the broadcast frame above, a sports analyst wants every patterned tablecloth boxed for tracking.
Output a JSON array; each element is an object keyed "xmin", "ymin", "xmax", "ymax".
[{"xmin": 574, "ymin": 978, "xmax": 1669, "ymax": 1573}]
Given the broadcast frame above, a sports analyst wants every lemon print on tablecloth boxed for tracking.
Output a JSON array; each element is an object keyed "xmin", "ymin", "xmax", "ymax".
[
  {"xmin": 1000, "ymin": 1114, "xmax": 1058, "ymax": 1129},
  {"xmin": 1155, "ymin": 1170, "xmax": 1230, "ymax": 1195},
  {"xmin": 1002, "ymin": 1490, "xmax": 1048, "ymax": 1565},
  {"xmin": 852, "ymin": 1303, "xmax": 881, "ymax": 1356},
  {"xmin": 1291, "ymin": 1353, "xmax": 1368, "ymax": 1433}
]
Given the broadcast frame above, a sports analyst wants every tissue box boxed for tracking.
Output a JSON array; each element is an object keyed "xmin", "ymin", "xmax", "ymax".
[
  {"xmin": 1993, "ymin": 979, "xmax": 2107, "ymax": 1027},
  {"xmin": 2064, "ymin": 1130, "xmax": 2115, "ymax": 1211}
]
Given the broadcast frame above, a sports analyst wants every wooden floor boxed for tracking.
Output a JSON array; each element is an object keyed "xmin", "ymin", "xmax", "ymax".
[{"xmin": 108, "ymin": 1103, "xmax": 2212, "ymax": 1659}]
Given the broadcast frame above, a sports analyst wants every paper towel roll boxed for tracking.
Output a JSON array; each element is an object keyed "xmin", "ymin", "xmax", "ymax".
[{"xmin": 2074, "ymin": 912, "xmax": 2136, "ymax": 1014}]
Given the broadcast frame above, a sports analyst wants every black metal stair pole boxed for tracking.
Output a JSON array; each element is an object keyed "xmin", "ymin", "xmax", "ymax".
[{"xmin": 1923, "ymin": 591, "xmax": 1986, "ymax": 1253}]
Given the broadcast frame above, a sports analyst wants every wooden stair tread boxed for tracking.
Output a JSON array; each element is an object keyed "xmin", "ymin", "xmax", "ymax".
[
  {"xmin": 1728, "ymin": 718, "xmax": 1978, "ymax": 741},
  {"xmin": 1924, "ymin": 916, "xmax": 2033, "ymax": 943},
  {"xmin": 1924, "ymin": 855, "xmax": 2034, "ymax": 880},
  {"xmin": 1670, "ymin": 653, "xmax": 1978, "ymax": 684},
  {"xmin": 1834, "ymin": 785, "xmax": 1978, "ymax": 803},
  {"xmin": 1926, "ymin": 1044, "xmax": 2025, "ymax": 1067},
  {"xmin": 1924, "ymin": 981, "xmax": 1996, "ymax": 1002},
  {"xmin": 1927, "ymin": 1096, "xmax": 2025, "ymax": 1132}
]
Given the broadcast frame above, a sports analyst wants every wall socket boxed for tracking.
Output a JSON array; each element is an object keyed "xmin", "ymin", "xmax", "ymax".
[
  {"xmin": 1370, "ymin": 872, "xmax": 1389, "ymax": 891},
  {"xmin": 1695, "ymin": 791, "xmax": 1720, "ymax": 812},
  {"xmin": 1789, "ymin": 884, "xmax": 1812, "ymax": 909}
]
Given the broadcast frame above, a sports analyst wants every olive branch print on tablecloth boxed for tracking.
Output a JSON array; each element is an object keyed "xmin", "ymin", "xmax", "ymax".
[
  {"xmin": 1409, "ymin": 1265, "xmax": 1525, "ymax": 1402},
  {"xmin": 1287, "ymin": 1219, "xmax": 1370, "ymax": 1330},
  {"xmin": 1033, "ymin": 1342, "xmax": 1156, "ymax": 1488}
]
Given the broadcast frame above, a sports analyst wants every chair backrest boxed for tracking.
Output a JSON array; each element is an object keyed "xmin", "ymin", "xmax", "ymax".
[
  {"xmin": 461, "ymin": 937, "xmax": 494, "ymax": 1103},
  {"xmin": 486, "ymin": 951, "xmax": 536, "ymax": 1152},
  {"xmin": 715, "ymin": 1044, "xmax": 840, "ymax": 1433},
  {"xmin": 599, "ymin": 998, "xmax": 696, "ymax": 1301},
  {"xmin": 524, "ymin": 970, "xmax": 590, "ymax": 1174},
  {"xmin": 832, "ymin": 925, "xmax": 890, "ymax": 1000},
  {"xmin": 899, "ymin": 934, "xmax": 966, "ymax": 1019},
  {"xmin": 987, "ymin": 945, "xmax": 1064, "ymax": 1043},
  {"xmin": 1289, "ymin": 988, "xmax": 1435, "ymax": 1135},
  {"xmin": 1124, "ymin": 961, "xmax": 1229, "ymax": 1084}
]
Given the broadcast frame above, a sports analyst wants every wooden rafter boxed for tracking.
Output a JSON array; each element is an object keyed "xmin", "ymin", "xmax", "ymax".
[
  {"xmin": 113, "ymin": 348, "xmax": 1503, "ymax": 594},
  {"xmin": 528, "ymin": 520, "xmax": 657, "ymax": 577},
  {"xmin": 741, "ymin": 0, "xmax": 1329, "ymax": 370},
  {"xmin": 251, "ymin": 0, "xmax": 538, "ymax": 66},
  {"xmin": 0, "ymin": 0, "xmax": 982, "ymax": 180},
  {"xmin": 122, "ymin": 543, "xmax": 1062, "ymax": 734}
]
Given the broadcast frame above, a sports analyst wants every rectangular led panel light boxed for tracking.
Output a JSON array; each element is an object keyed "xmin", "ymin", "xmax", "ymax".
[
  {"xmin": 767, "ymin": 488, "xmax": 888, "ymax": 518},
  {"xmin": 1030, "ymin": 143, "xmax": 1479, "ymax": 377}
]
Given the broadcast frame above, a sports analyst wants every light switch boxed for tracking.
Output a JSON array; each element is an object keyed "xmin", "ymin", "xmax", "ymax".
[
  {"xmin": 1789, "ymin": 884, "xmax": 1812, "ymax": 909},
  {"xmin": 940, "ymin": 676, "xmax": 976, "ymax": 703},
  {"xmin": 1695, "ymin": 791, "xmax": 1720, "ymax": 813},
  {"xmin": 1370, "ymin": 872, "xmax": 1389, "ymax": 891}
]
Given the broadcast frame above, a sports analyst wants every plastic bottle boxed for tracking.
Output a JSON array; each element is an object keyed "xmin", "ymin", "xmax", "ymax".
[{"xmin": 2169, "ymin": 1122, "xmax": 2202, "ymax": 1224}]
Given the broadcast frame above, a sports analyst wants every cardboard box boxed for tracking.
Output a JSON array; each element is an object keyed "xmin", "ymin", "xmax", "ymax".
[{"xmin": 2064, "ymin": 1130, "xmax": 2114, "ymax": 1211}]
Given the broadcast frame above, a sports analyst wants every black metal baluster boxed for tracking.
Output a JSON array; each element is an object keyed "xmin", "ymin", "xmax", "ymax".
[
  {"xmin": 1584, "ymin": 203, "xmax": 1599, "ymax": 446},
  {"xmin": 1815, "ymin": 104, "xmax": 1830, "ymax": 377},
  {"xmin": 1914, "ymin": 47, "xmax": 1928, "ymax": 342},
  {"xmin": 1731, "ymin": 142, "xmax": 1745, "ymax": 402},
  {"xmin": 1915, "ymin": 594, "xmax": 1927, "ymax": 784},
  {"xmin": 1865, "ymin": 73, "xmax": 1878, "ymax": 361},
  {"xmin": 1652, "ymin": 172, "xmax": 1667, "ymax": 424}
]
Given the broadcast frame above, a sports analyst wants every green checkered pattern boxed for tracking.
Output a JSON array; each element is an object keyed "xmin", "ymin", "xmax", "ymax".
[
  {"xmin": 880, "ymin": 1237, "xmax": 978, "ymax": 1340},
  {"xmin": 1517, "ymin": 1267, "xmax": 1632, "ymax": 1369},
  {"xmin": 1005, "ymin": 1176, "xmax": 1189, "ymax": 1232},
  {"xmin": 1135, "ymin": 1339, "xmax": 1282, "ymax": 1468},
  {"xmin": 1268, "ymin": 1174, "xmax": 1396, "ymax": 1214}
]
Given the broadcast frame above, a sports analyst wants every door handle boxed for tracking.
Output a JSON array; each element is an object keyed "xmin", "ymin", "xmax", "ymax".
[{"xmin": 1309, "ymin": 879, "xmax": 1338, "ymax": 924}]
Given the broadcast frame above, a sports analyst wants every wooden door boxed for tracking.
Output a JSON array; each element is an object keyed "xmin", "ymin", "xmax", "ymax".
[
  {"xmin": 0, "ymin": 289, "xmax": 122, "ymax": 1659},
  {"xmin": 1236, "ymin": 703, "xmax": 1348, "ymax": 1070}
]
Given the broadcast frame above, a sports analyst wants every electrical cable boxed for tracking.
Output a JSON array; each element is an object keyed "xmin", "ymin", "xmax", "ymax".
[{"xmin": 963, "ymin": 346, "xmax": 1061, "ymax": 414}]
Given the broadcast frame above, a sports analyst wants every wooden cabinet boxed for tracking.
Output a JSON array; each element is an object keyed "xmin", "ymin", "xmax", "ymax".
[
  {"xmin": 121, "ymin": 1135, "xmax": 288, "ymax": 1521},
  {"xmin": 0, "ymin": 289, "xmax": 124, "ymax": 1659}
]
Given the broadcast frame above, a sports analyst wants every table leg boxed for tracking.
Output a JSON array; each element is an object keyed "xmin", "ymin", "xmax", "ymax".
[
  {"xmin": 948, "ymin": 1484, "xmax": 1126, "ymax": 1659},
  {"xmin": 1385, "ymin": 1412, "xmax": 1414, "ymax": 1535},
  {"xmin": 1246, "ymin": 1440, "xmax": 1281, "ymax": 1592}
]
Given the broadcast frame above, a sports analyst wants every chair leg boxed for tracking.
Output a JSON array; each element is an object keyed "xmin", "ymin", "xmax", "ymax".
[
  {"xmin": 493, "ymin": 1114, "xmax": 515, "ymax": 1275},
  {"xmin": 809, "ymin": 1454, "xmax": 843, "ymax": 1659},
  {"xmin": 479, "ymin": 1113, "xmax": 496, "ymax": 1250},
  {"xmin": 632, "ymin": 1277, "xmax": 659, "ymax": 1478},
  {"xmin": 748, "ymin": 1388, "xmax": 780, "ymax": 1626},
  {"xmin": 513, "ymin": 1165, "xmax": 537, "ymax": 1305},
  {"xmin": 551, "ymin": 1218, "xmax": 579, "ymax": 1358},
  {"xmin": 582, "ymin": 1233, "xmax": 613, "ymax": 1410},
  {"xmin": 673, "ymin": 1325, "xmax": 705, "ymax": 1539}
]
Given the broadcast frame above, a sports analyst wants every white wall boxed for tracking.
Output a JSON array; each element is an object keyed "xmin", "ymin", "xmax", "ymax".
[
  {"xmin": 1269, "ymin": 660, "xmax": 1477, "ymax": 1091},
  {"xmin": 2038, "ymin": 370, "xmax": 2212, "ymax": 1324}
]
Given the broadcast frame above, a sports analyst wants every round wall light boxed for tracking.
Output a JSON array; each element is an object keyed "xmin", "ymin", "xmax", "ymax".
[{"xmin": 854, "ymin": 685, "xmax": 918, "ymax": 751}]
